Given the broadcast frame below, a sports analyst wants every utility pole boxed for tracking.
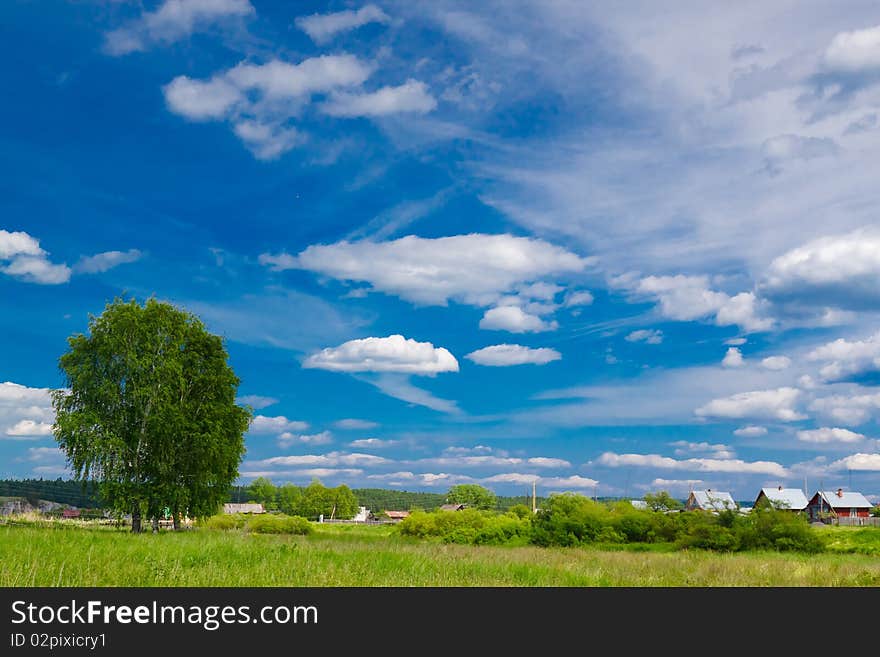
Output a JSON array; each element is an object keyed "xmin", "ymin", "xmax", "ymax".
[{"xmin": 532, "ymin": 480, "xmax": 537, "ymax": 514}]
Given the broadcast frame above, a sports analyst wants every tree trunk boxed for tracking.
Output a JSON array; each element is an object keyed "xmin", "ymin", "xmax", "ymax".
[
  {"xmin": 172, "ymin": 508, "xmax": 181, "ymax": 531},
  {"xmin": 151, "ymin": 516, "xmax": 159, "ymax": 533},
  {"xmin": 131, "ymin": 507, "xmax": 142, "ymax": 533}
]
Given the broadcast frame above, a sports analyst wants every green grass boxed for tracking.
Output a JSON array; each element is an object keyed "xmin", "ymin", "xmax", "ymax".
[{"xmin": 3, "ymin": 520, "xmax": 880, "ymax": 587}]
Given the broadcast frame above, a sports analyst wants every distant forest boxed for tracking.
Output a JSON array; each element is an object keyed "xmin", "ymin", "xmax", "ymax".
[{"xmin": 2, "ymin": 479, "xmax": 545, "ymax": 512}]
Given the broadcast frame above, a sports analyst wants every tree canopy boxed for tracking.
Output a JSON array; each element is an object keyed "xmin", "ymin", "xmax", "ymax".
[
  {"xmin": 446, "ymin": 484, "xmax": 497, "ymax": 510},
  {"xmin": 52, "ymin": 298, "xmax": 251, "ymax": 532}
]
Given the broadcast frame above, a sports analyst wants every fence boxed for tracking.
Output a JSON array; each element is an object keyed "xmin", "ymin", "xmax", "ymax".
[{"xmin": 831, "ymin": 516, "xmax": 880, "ymax": 527}]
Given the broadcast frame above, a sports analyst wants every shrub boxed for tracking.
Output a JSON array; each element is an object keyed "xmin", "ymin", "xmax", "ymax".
[
  {"xmin": 397, "ymin": 509, "xmax": 530, "ymax": 545},
  {"xmin": 530, "ymin": 493, "xmax": 611, "ymax": 547},
  {"xmin": 246, "ymin": 514, "xmax": 313, "ymax": 535},
  {"xmin": 201, "ymin": 514, "xmax": 248, "ymax": 530}
]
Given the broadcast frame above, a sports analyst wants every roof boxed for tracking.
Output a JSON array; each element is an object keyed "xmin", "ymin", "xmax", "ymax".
[
  {"xmin": 439, "ymin": 503, "xmax": 466, "ymax": 511},
  {"xmin": 384, "ymin": 510, "xmax": 410, "ymax": 519},
  {"xmin": 815, "ymin": 490, "xmax": 872, "ymax": 509},
  {"xmin": 689, "ymin": 490, "xmax": 737, "ymax": 511},
  {"xmin": 757, "ymin": 487, "xmax": 808, "ymax": 510}
]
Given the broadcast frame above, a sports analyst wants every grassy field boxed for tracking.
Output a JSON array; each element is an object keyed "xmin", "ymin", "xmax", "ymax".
[{"xmin": 3, "ymin": 519, "xmax": 880, "ymax": 586}]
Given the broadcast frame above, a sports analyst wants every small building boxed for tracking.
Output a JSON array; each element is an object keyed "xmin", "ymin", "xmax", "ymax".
[
  {"xmin": 685, "ymin": 489, "xmax": 737, "ymax": 513},
  {"xmin": 61, "ymin": 508, "xmax": 81, "ymax": 519},
  {"xmin": 383, "ymin": 510, "xmax": 410, "ymax": 522},
  {"xmin": 352, "ymin": 506, "xmax": 370, "ymax": 522},
  {"xmin": 807, "ymin": 489, "xmax": 872, "ymax": 521},
  {"xmin": 754, "ymin": 486, "xmax": 808, "ymax": 512},
  {"xmin": 439, "ymin": 503, "xmax": 467, "ymax": 511},
  {"xmin": 222, "ymin": 503, "xmax": 265, "ymax": 514}
]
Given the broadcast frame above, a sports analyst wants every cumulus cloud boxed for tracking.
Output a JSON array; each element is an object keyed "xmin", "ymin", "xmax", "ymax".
[
  {"xmin": 104, "ymin": 0, "xmax": 254, "ymax": 55},
  {"xmin": 73, "ymin": 249, "xmax": 142, "ymax": 274},
  {"xmin": 733, "ymin": 425, "xmax": 767, "ymax": 437},
  {"xmin": 465, "ymin": 344, "xmax": 561, "ymax": 366},
  {"xmin": 164, "ymin": 55, "xmax": 373, "ymax": 159},
  {"xmin": 249, "ymin": 415, "xmax": 309, "ymax": 434},
  {"xmin": 564, "ymin": 290, "xmax": 594, "ymax": 307},
  {"xmin": 632, "ymin": 275, "xmax": 772, "ymax": 332},
  {"xmin": 695, "ymin": 387, "xmax": 805, "ymax": 422},
  {"xmin": 823, "ymin": 24, "xmax": 880, "ymax": 74},
  {"xmin": 810, "ymin": 391, "xmax": 880, "ymax": 426},
  {"xmin": 0, "ymin": 382, "xmax": 55, "ymax": 441},
  {"xmin": 625, "ymin": 329, "xmax": 663, "ymax": 344},
  {"xmin": 0, "ymin": 229, "xmax": 70, "ymax": 285},
  {"xmin": 323, "ymin": 80, "xmax": 437, "ymax": 117},
  {"xmin": 762, "ymin": 231, "xmax": 880, "ymax": 310},
  {"xmin": 725, "ymin": 337, "xmax": 747, "ymax": 346},
  {"xmin": 829, "ymin": 452, "xmax": 880, "ymax": 471},
  {"xmin": 536, "ymin": 475, "xmax": 599, "ymax": 489},
  {"xmin": 722, "ymin": 347, "xmax": 745, "ymax": 368},
  {"xmin": 797, "ymin": 427, "xmax": 866, "ymax": 444},
  {"xmin": 266, "ymin": 234, "xmax": 591, "ymax": 309},
  {"xmin": 277, "ymin": 430, "xmax": 333, "ymax": 447},
  {"xmin": 367, "ymin": 471, "xmax": 472, "ymax": 487},
  {"xmin": 295, "ymin": 4, "xmax": 389, "ymax": 44},
  {"xmin": 249, "ymin": 452, "xmax": 390, "ymax": 468},
  {"xmin": 411, "ymin": 455, "xmax": 571, "ymax": 469},
  {"xmin": 334, "ymin": 418, "xmax": 379, "ymax": 430},
  {"xmin": 348, "ymin": 438, "xmax": 397, "ymax": 449},
  {"xmin": 597, "ymin": 452, "xmax": 787, "ymax": 477},
  {"xmin": 761, "ymin": 356, "xmax": 791, "ymax": 371},
  {"xmin": 670, "ymin": 441, "xmax": 735, "ymax": 459},
  {"xmin": 236, "ymin": 395, "xmax": 278, "ymax": 409},
  {"xmin": 807, "ymin": 331, "xmax": 880, "ymax": 381},
  {"xmin": 304, "ymin": 335, "xmax": 458, "ymax": 375},
  {"xmin": 479, "ymin": 306, "xmax": 558, "ymax": 333}
]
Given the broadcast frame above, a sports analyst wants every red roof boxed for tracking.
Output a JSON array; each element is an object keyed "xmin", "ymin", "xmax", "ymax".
[
  {"xmin": 61, "ymin": 509, "xmax": 80, "ymax": 518},
  {"xmin": 384, "ymin": 510, "xmax": 410, "ymax": 519}
]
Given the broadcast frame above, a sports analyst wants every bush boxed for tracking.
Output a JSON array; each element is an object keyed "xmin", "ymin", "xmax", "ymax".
[
  {"xmin": 397, "ymin": 509, "xmax": 530, "ymax": 545},
  {"xmin": 530, "ymin": 493, "xmax": 611, "ymax": 547},
  {"xmin": 246, "ymin": 514, "xmax": 313, "ymax": 535},
  {"xmin": 201, "ymin": 514, "xmax": 248, "ymax": 530}
]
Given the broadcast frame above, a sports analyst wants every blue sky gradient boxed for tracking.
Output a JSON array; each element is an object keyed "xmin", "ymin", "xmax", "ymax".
[{"xmin": 4, "ymin": 1, "xmax": 880, "ymax": 502}]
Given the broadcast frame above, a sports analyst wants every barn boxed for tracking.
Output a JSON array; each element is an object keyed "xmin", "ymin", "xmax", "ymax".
[{"xmin": 807, "ymin": 489, "xmax": 872, "ymax": 521}]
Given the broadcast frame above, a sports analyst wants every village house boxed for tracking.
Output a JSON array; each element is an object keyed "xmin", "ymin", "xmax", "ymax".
[
  {"xmin": 438, "ymin": 503, "xmax": 467, "ymax": 511},
  {"xmin": 685, "ymin": 489, "xmax": 738, "ymax": 513},
  {"xmin": 807, "ymin": 489, "xmax": 872, "ymax": 522},
  {"xmin": 754, "ymin": 486, "xmax": 808, "ymax": 512},
  {"xmin": 383, "ymin": 510, "xmax": 410, "ymax": 522}
]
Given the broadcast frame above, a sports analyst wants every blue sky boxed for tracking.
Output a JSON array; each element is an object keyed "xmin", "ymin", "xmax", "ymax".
[{"xmin": 4, "ymin": 1, "xmax": 880, "ymax": 503}]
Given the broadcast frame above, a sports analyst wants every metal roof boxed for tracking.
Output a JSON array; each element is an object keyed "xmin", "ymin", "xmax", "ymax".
[
  {"xmin": 816, "ymin": 490, "xmax": 872, "ymax": 509},
  {"xmin": 690, "ymin": 490, "xmax": 737, "ymax": 511},
  {"xmin": 758, "ymin": 487, "xmax": 808, "ymax": 510}
]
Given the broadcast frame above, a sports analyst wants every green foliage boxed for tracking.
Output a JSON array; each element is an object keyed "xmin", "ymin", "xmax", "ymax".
[
  {"xmin": 643, "ymin": 490, "xmax": 683, "ymax": 512},
  {"xmin": 871, "ymin": 506, "xmax": 880, "ymax": 518},
  {"xmin": 245, "ymin": 514, "xmax": 312, "ymax": 535},
  {"xmin": 248, "ymin": 477, "xmax": 277, "ymax": 505},
  {"xmin": 52, "ymin": 298, "xmax": 251, "ymax": 531},
  {"xmin": 397, "ymin": 509, "xmax": 531, "ymax": 545},
  {"xmin": 200, "ymin": 514, "xmax": 248, "ymax": 530},
  {"xmin": 531, "ymin": 493, "xmax": 616, "ymax": 546},
  {"xmin": 277, "ymin": 483, "xmax": 303, "ymax": 515},
  {"xmin": 445, "ymin": 484, "xmax": 497, "ymax": 510},
  {"xmin": 508, "ymin": 504, "xmax": 533, "ymax": 519}
]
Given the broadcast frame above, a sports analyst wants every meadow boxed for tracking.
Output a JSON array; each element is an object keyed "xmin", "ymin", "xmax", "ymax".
[{"xmin": 3, "ymin": 519, "xmax": 880, "ymax": 587}]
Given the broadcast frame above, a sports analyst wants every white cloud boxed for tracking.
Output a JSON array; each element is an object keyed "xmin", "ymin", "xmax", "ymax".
[
  {"xmin": 334, "ymin": 418, "xmax": 379, "ymax": 430},
  {"xmin": 807, "ymin": 331, "xmax": 880, "ymax": 381},
  {"xmin": 163, "ymin": 55, "xmax": 372, "ymax": 158},
  {"xmin": 597, "ymin": 452, "xmax": 787, "ymax": 477},
  {"xmin": 797, "ymin": 427, "xmax": 866, "ymax": 444},
  {"xmin": 625, "ymin": 329, "xmax": 663, "ymax": 344},
  {"xmin": 829, "ymin": 453, "xmax": 880, "ymax": 471},
  {"xmin": 733, "ymin": 425, "xmax": 767, "ymax": 437},
  {"xmin": 367, "ymin": 471, "xmax": 472, "ymax": 487},
  {"xmin": 479, "ymin": 306, "xmax": 558, "ymax": 333},
  {"xmin": 536, "ymin": 475, "xmax": 599, "ymax": 489},
  {"xmin": 74, "ymin": 249, "xmax": 142, "ymax": 274},
  {"xmin": 725, "ymin": 337, "xmax": 747, "ymax": 346},
  {"xmin": 763, "ymin": 231, "xmax": 880, "ymax": 310},
  {"xmin": 365, "ymin": 374, "xmax": 460, "ymax": 414},
  {"xmin": 670, "ymin": 441, "xmax": 735, "ymax": 459},
  {"xmin": 442, "ymin": 445, "xmax": 494, "ymax": 456},
  {"xmin": 824, "ymin": 24, "xmax": 880, "ymax": 74},
  {"xmin": 277, "ymin": 430, "xmax": 333, "ymax": 447},
  {"xmin": 236, "ymin": 395, "xmax": 278, "ymax": 409},
  {"xmin": 268, "ymin": 234, "xmax": 591, "ymax": 308},
  {"xmin": 0, "ymin": 230, "xmax": 70, "ymax": 284},
  {"xmin": 304, "ymin": 335, "xmax": 458, "ymax": 375},
  {"xmin": 26, "ymin": 446, "xmax": 65, "ymax": 462},
  {"xmin": 647, "ymin": 478, "xmax": 705, "ymax": 492},
  {"xmin": 348, "ymin": 438, "xmax": 397, "ymax": 449},
  {"xmin": 104, "ymin": 0, "xmax": 254, "ymax": 55},
  {"xmin": 564, "ymin": 290, "xmax": 594, "ymax": 307},
  {"xmin": 250, "ymin": 452, "xmax": 390, "ymax": 468},
  {"xmin": 0, "ymin": 230, "xmax": 43, "ymax": 259},
  {"xmin": 482, "ymin": 472, "xmax": 538, "ymax": 485},
  {"xmin": 761, "ymin": 356, "xmax": 791, "ymax": 371},
  {"xmin": 249, "ymin": 415, "xmax": 309, "ymax": 434},
  {"xmin": 295, "ymin": 4, "xmax": 390, "ymax": 44},
  {"xmin": 633, "ymin": 276, "xmax": 772, "ymax": 332},
  {"xmin": 323, "ymin": 80, "xmax": 437, "ymax": 117},
  {"xmin": 722, "ymin": 347, "xmax": 745, "ymax": 368},
  {"xmin": 695, "ymin": 387, "xmax": 805, "ymax": 422},
  {"xmin": 5, "ymin": 420, "xmax": 53, "ymax": 437},
  {"xmin": 410, "ymin": 455, "xmax": 570, "ymax": 469},
  {"xmin": 465, "ymin": 344, "xmax": 561, "ymax": 366},
  {"xmin": 810, "ymin": 391, "xmax": 880, "ymax": 426}
]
